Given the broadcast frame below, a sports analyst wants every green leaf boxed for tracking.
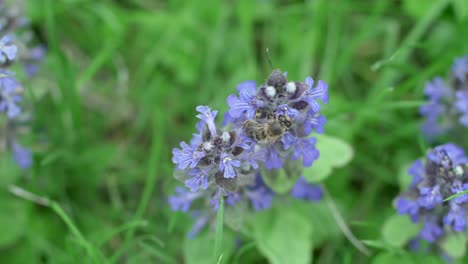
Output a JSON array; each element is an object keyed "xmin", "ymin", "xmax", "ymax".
[
  {"xmin": 373, "ymin": 252, "xmax": 444, "ymax": 264},
  {"xmin": 293, "ymin": 200, "xmax": 341, "ymax": 245},
  {"xmin": 303, "ymin": 134, "xmax": 354, "ymax": 183},
  {"xmin": 261, "ymin": 159, "xmax": 302, "ymax": 194},
  {"xmin": 440, "ymin": 232, "xmax": 466, "ymax": 259},
  {"xmin": 0, "ymin": 153, "xmax": 21, "ymax": 187},
  {"xmin": 214, "ymin": 194, "xmax": 224, "ymax": 261},
  {"xmin": 403, "ymin": 0, "xmax": 438, "ymax": 19},
  {"xmin": 444, "ymin": 190, "xmax": 468, "ymax": 202},
  {"xmin": 382, "ymin": 214, "xmax": 420, "ymax": 247},
  {"xmin": 250, "ymin": 207, "xmax": 313, "ymax": 264},
  {"xmin": 0, "ymin": 194, "xmax": 30, "ymax": 247},
  {"xmin": 453, "ymin": 0, "xmax": 468, "ymax": 21},
  {"xmin": 184, "ymin": 231, "xmax": 235, "ymax": 264}
]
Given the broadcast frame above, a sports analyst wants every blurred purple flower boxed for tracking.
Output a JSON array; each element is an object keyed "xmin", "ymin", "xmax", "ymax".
[{"xmin": 290, "ymin": 177, "xmax": 322, "ymax": 201}]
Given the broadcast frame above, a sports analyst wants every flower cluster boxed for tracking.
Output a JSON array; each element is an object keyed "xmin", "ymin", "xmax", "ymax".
[
  {"xmin": 396, "ymin": 143, "xmax": 468, "ymax": 244},
  {"xmin": 226, "ymin": 70, "xmax": 328, "ymax": 169},
  {"xmin": 0, "ymin": 1, "xmax": 44, "ymax": 169},
  {"xmin": 169, "ymin": 69, "xmax": 328, "ymax": 237},
  {"xmin": 420, "ymin": 56, "xmax": 468, "ymax": 138}
]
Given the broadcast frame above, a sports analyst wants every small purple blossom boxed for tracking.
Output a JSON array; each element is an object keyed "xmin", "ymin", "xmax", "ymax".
[
  {"xmin": 423, "ymin": 77, "xmax": 451, "ymax": 101},
  {"xmin": 427, "ymin": 143, "xmax": 468, "ymax": 167},
  {"xmin": 290, "ymin": 137, "xmax": 320, "ymax": 167},
  {"xmin": 0, "ymin": 70, "xmax": 21, "ymax": 118},
  {"xmin": 246, "ymin": 176, "xmax": 274, "ymax": 211},
  {"xmin": 185, "ymin": 168, "xmax": 210, "ymax": 192},
  {"xmin": 187, "ymin": 214, "xmax": 209, "ymax": 239},
  {"xmin": 302, "ymin": 77, "xmax": 329, "ymax": 112},
  {"xmin": 420, "ymin": 56, "xmax": 468, "ymax": 137},
  {"xmin": 196, "ymin": 105, "xmax": 218, "ymax": 136},
  {"xmin": 304, "ymin": 111, "xmax": 326, "ymax": 135},
  {"xmin": 172, "ymin": 142, "xmax": 205, "ymax": 170},
  {"xmin": 444, "ymin": 202, "xmax": 466, "ymax": 232},
  {"xmin": 455, "ymin": 90, "xmax": 468, "ymax": 127},
  {"xmin": 290, "ymin": 177, "xmax": 323, "ymax": 201},
  {"xmin": 12, "ymin": 142, "xmax": 32, "ymax": 169},
  {"xmin": 219, "ymin": 153, "xmax": 241, "ymax": 178},
  {"xmin": 264, "ymin": 146, "xmax": 282, "ymax": 170},
  {"xmin": 276, "ymin": 104, "xmax": 299, "ymax": 118},
  {"xmin": 419, "ymin": 218, "xmax": 443, "ymax": 243},
  {"xmin": 450, "ymin": 180, "xmax": 468, "ymax": 204},
  {"xmin": 418, "ymin": 186, "xmax": 443, "ymax": 209},
  {"xmin": 396, "ymin": 198, "xmax": 420, "ymax": 222},
  {"xmin": 407, "ymin": 160, "xmax": 424, "ymax": 186},
  {"xmin": 168, "ymin": 187, "xmax": 202, "ymax": 212},
  {"xmin": 452, "ymin": 56, "xmax": 468, "ymax": 81},
  {"xmin": 227, "ymin": 81, "xmax": 259, "ymax": 119},
  {"xmin": 0, "ymin": 35, "xmax": 17, "ymax": 63}
]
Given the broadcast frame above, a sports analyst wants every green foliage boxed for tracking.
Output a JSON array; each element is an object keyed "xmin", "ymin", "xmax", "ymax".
[
  {"xmin": 0, "ymin": 194, "xmax": 30, "ymax": 247},
  {"xmin": 184, "ymin": 230, "xmax": 235, "ymax": 264},
  {"xmin": 382, "ymin": 214, "xmax": 420, "ymax": 248},
  {"xmin": 261, "ymin": 160, "xmax": 302, "ymax": 194},
  {"xmin": 440, "ymin": 233, "xmax": 467, "ymax": 259},
  {"xmin": 372, "ymin": 252, "xmax": 444, "ymax": 264},
  {"xmin": 247, "ymin": 200, "xmax": 340, "ymax": 264},
  {"xmin": 250, "ymin": 206, "xmax": 314, "ymax": 264},
  {"xmin": 303, "ymin": 134, "xmax": 354, "ymax": 183}
]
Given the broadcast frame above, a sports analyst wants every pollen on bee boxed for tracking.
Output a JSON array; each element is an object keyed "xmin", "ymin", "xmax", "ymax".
[
  {"xmin": 265, "ymin": 85, "xmax": 276, "ymax": 98},
  {"xmin": 286, "ymin": 82, "xmax": 296, "ymax": 93}
]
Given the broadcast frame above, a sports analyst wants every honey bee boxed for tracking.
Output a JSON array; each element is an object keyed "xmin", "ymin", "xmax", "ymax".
[{"xmin": 243, "ymin": 114, "xmax": 292, "ymax": 146}]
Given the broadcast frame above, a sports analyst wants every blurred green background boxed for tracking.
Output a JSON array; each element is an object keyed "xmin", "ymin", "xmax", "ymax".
[{"xmin": 2, "ymin": 0, "xmax": 468, "ymax": 263}]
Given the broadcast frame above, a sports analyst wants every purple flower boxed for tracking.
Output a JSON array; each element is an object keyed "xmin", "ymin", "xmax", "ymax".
[
  {"xmin": 443, "ymin": 202, "xmax": 466, "ymax": 232},
  {"xmin": 219, "ymin": 153, "xmax": 241, "ymax": 178},
  {"xmin": 450, "ymin": 180, "xmax": 468, "ymax": 204},
  {"xmin": 172, "ymin": 142, "xmax": 206, "ymax": 170},
  {"xmin": 0, "ymin": 35, "xmax": 17, "ymax": 63},
  {"xmin": 302, "ymin": 77, "xmax": 329, "ymax": 112},
  {"xmin": 418, "ymin": 186, "xmax": 443, "ymax": 209},
  {"xmin": 0, "ymin": 70, "xmax": 22, "ymax": 118},
  {"xmin": 12, "ymin": 142, "xmax": 32, "ymax": 169},
  {"xmin": 188, "ymin": 214, "xmax": 209, "ymax": 239},
  {"xmin": 290, "ymin": 137, "xmax": 320, "ymax": 167},
  {"xmin": 184, "ymin": 168, "xmax": 210, "ymax": 192},
  {"xmin": 407, "ymin": 160, "xmax": 424, "ymax": 187},
  {"xmin": 455, "ymin": 90, "xmax": 468, "ymax": 127},
  {"xmin": 264, "ymin": 146, "xmax": 282, "ymax": 169},
  {"xmin": 408, "ymin": 238, "xmax": 420, "ymax": 251},
  {"xmin": 195, "ymin": 105, "xmax": 218, "ymax": 136},
  {"xmin": 227, "ymin": 81, "xmax": 259, "ymax": 119},
  {"xmin": 244, "ymin": 175, "xmax": 274, "ymax": 211},
  {"xmin": 304, "ymin": 111, "xmax": 326, "ymax": 135},
  {"xmin": 290, "ymin": 177, "xmax": 323, "ymax": 201},
  {"xmin": 423, "ymin": 77, "xmax": 451, "ymax": 101},
  {"xmin": 452, "ymin": 56, "xmax": 468, "ymax": 81},
  {"xmin": 168, "ymin": 187, "xmax": 202, "ymax": 212},
  {"xmin": 427, "ymin": 143, "xmax": 468, "ymax": 167},
  {"xmin": 226, "ymin": 192, "xmax": 242, "ymax": 206},
  {"xmin": 419, "ymin": 218, "xmax": 443, "ymax": 243},
  {"xmin": 276, "ymin": 104, "xmax": 299, "ymax": 118},
  {"xmin": 396, "ymin": 198, "xmax": 420, "ymax": 222}
]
